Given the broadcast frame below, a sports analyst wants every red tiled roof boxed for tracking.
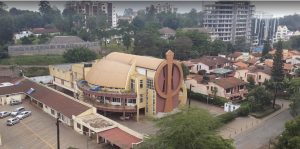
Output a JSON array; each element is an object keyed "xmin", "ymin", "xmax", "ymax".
[
  {"xmin": 212, "ymin": 77, "xmax": 247, "ymax": 89},
  {"xmin": 98, "ymin": 127, "xmax": 142, "ymax": 149},
  {"xmin": 228, "ymin": 52, "xmax": 243, "ymax": 58},
  {"xmin": 190, "ymin": 56, "xmax": 230, "ymax": 66},
  {"xmin": 0, "ymin": 78, "xmax": 89, "ymax": 118}
]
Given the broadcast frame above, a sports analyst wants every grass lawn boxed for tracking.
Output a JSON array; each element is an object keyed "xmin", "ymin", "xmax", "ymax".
[
  {"xmin": 0, "ymin": 55, "xmax": 65, "ymax": 65},
  {"xmin": 251, "ymin": 104, "xmax": 281, "ymax": 118}
]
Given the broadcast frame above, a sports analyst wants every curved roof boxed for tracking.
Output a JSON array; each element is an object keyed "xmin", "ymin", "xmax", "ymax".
[
  {"xmin": 105, "ymin": 52, "xmax": 164, "ymax": 70},
  {"xmin": 85, "ymin": 59, "xmax": 131, "ymax": 88}
]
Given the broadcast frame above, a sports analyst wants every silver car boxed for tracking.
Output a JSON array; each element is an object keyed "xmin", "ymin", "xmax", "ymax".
[
  {"xmin": 0, "ymin": 111, "xmax": 10, "ymax": 118},
  {"xmin": 7, "ymin": 117, "xmax": 20, "ymax": 126},
  {"xmin": 16, "ymin": 111, "xmax": 31, "ymax": 120},
  {"xmin": 10, "ymin": 107, "xmax": 25, "ymax": 117}
]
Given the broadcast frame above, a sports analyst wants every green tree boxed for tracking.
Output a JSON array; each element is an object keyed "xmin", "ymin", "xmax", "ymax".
[
  {"xmin": 210, "ymin": 39, "xmax": 227, "ymax": 55},
  {"xmin": 262, "ymin": 38, "xmax": 271, "ymax": 57},
  {"xmin": 20, "ymin": 36, "xmax": 33, "ymax": 45},
  {"xmin": 181, "ymin": 63, "xmax": 190, "ymax": 80},
  {"xmin": 0, "ymin": 15, "xmax": 14, "ymax": 45},
  {"xmin": 172, "ymin": 36, "xmax": 193, "ymax": 60},
  {"xmin": 271, "ymin": 40, "xmax": 284, "ymax": 108},
  {"xmin": 140, "ymin": 107, "xmax": 234, "ymax": 149},
  {"xmin": 234, "ymin": 37, "xmax": 250, "ymax": 52},
  {"xmin": 276, "ymin": 116, "xmax": 300, "ymax": 149},
  {"xmin": 122, "ymin": 33, "xmax": 131, "ymax": 51},
  {"xmin": 247, "ymin": 86, "xmax": 272, "ymax": 111},
  {"xmin": 247, "ymin": 76, "xmax": 256, "ymax": 91},
  {"xmin": 63, "ymin": 47, "xmax": 97, "ymax": 63}
]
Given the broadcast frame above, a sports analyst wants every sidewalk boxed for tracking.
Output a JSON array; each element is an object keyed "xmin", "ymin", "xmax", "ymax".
[{"xmin": 218, "ymin": 99, "xmax": 291, "ymax": 139}]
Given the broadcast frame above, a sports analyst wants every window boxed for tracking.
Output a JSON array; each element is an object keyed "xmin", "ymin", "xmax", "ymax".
[
  {"xmin": 77, "ymin": 123, "xmax": 81, "ymax": 129},
  {"xmin": 258, "ymin": 75, "xmax": 261, "ymax": 80},
  {"xmin": 140, "ymin": 94, "xmax": 143, "ymax": 103},
  {"xmin": 112, "ymin": 98, "xmax": 120, "ymax": 103},
  {"xmin": 147, "ymin": 79, "xmax": 154, "ymax": 89},
  {"xmin": 128, "ymin": 99, "xmax": 136, "ymax": 104},
  {"xmin": 51, "ymin": 109, "xmax": 55, "ymax": 115},
  {"xmin": 130, "ymin": 79, "xmax": 135, "ymax": 91},
  {"xmin": 206, "ymin": 86, "xmax": 209, "ymax": 90},
  {"xmin": 139, "ymin": 80, "xmax": 143, "ymax": 88},
  {"xmin": 226, "ymin": 89, "xmax": 231, "ymax": 93}
]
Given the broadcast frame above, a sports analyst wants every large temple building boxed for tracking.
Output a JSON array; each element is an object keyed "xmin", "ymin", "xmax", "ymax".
[{"xmin": 50, "ymin": 51, "xmax": 187, "ymax": 120}]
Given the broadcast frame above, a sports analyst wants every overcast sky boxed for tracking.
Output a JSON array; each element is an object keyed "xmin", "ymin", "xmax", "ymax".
[{"xmin": 4, "ymin": 1, "xmax": 300, "ymax": 18}]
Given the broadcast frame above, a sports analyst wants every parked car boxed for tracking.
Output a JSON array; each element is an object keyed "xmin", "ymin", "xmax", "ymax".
[
  {"xmin": 10, "ymin": 100, "xmax": 22, "ymax": 106},
  {"xmin": 7, "ymin": 117, "xmax": 20, "ymax": 126},
  {"xmin": 0, "ymin": 111, "xmax": 11, "ymax": 118},
  {"xmin": 10, "ymin": 107, "xmax": 25, "ymax": 117},
  {"xmin": 16, "ymin": 111, "xmax": 31, "ymax": 120}
]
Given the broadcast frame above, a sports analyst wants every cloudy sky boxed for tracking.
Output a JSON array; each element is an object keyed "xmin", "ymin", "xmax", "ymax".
[{"xmin": 4, "ymin": 1, "xmax": 300, "ymax": 18}]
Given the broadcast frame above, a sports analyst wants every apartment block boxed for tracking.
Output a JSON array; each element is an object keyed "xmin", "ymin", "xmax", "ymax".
[{"xmin": 203, "ymin": 1, "xmax": 255, "ymax": 43}]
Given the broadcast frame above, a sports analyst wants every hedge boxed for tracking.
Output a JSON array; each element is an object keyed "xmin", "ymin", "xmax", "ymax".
[
  {"xmin": 217, "ymin": 112, "xmax": 238, "ymax": 123},
  {"xmin": 188, "ymin": 90, "xmax": 228, "ymax": 106}
]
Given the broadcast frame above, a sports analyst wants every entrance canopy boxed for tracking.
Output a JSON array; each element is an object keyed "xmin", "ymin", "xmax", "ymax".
[{"xmin": 98, "ymin": 127, "xmax": 142, "ymax": 149}]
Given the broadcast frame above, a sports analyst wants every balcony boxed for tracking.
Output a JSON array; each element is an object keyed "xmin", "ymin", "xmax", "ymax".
[
  {"xmin": 225, "ymin": 90, "xmax": 248, "ymax": 99},
  {"xmin": 77, "ymin": 80, "xmax": 137, "ymax": 98},
  {"xmin": 95, "ymin": 103, "xmax": 137, "ymax": 113}
]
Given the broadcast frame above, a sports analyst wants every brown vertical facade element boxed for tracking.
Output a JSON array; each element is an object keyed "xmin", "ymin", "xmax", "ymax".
[{"xmin": 154, "ymin": 50, "xmax": 183, "ymax": 113}]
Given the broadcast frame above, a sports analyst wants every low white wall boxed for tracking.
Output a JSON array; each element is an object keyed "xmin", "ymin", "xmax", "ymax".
[{"xmin": 0, "ymin": 94, "xmax": 25, "ymax": 105}]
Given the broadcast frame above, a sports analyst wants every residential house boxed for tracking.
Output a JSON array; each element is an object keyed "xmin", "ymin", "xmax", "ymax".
[
  {"xmin": 190, "ymin": 56, "xmax": 231, "ymax": 74},
  {"xmin": 186, "ymin": 75, "xmax": 247, "ymax": 100},
  {"xmin": 227, "ymin": 52, "xmax": 254, "ymax": 62},
  {"xmin": 210, "ymin": 77, "xmax": 247, "ymax": 100},
  {"xmin": 247, "ymin": 65, "xmax": 272, "ymax": 85},
  {"xmin": 158, "ymin": 27, "xmax": 176, "ymax": 39},
  {"xmin": 14, "ymin": 31, "xmax": 33, "ymax": 40}
]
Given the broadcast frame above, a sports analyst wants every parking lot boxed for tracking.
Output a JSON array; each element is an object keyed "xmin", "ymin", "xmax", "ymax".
[{"xmin": 0, "ymin": 100, "xmax": 111, "ymax": 149}]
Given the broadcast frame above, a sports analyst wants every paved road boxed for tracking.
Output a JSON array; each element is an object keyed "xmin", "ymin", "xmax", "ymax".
[{"xmin": 234, "ymin": 109, "xmax": 293, "ymax": 149}]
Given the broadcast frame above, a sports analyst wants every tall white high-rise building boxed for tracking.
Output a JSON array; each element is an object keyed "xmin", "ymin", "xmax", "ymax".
[{"xmin": 203, "ymin": 1, "xmax": 255, "ymax": 43}]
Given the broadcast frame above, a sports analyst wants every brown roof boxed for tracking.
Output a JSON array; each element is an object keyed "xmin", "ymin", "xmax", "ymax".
[
  {"xmin": 190, "ymin": 56, "xmax": 230, "ymax": 67},
  {"xmin": 228, "ymin": 52, "xmax": 243, "ymax": 58},
  {"xmin": 247, "ymin": 58, "xmax": 259, "ymax": 65},
  {"xmin": 249, "ymin": 65, "xmax": 272, "ymax": 75},
  {"xmin": 0, "ymin": 78, "xmax": 89, "ymax": 118},
  {"xmin": 30, "ymin": 28, "xmax": 59, "ymax": 34},
  {"xmin": 98, "ymin": 127, "xmax": 142, "ymax": 149},
  {"xmin": 251, "ymin": 53, "xmax": 262, "ymax": 58},
  {"xmin": 181, "ymin": 27, "xmax": 214, "ymax": 33},
  {"xmin": 212, "ymin": 77, "xmax": 247, "ymax": 89},
  {"xmin": 158, "ymin": 27, "xmax": 176, "ymax": 35},
  {"xmin": 234, "ymin": 61, "xmax": 248, "ymax": 69}
]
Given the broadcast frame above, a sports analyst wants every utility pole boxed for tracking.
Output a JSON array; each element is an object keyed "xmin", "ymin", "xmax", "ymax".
[
  {"xmin": 56, "ymin": 117, "xmax": 60, "ymax": 149},
  {"xmin": 189, "ymin": 84, "xmax": 192, "ymax": 108}
]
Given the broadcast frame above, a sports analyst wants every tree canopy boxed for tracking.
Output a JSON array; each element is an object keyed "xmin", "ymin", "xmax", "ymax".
[
  {"xmin": 276, "ymin": 116, "xmax": 300, "ymax": 149},
  {"xmin": 63, "ymin": 47, "xmax": 97, "ymax": 63},
  {"xmin": 139, "ymin": 107, "xmax": 234, "ymax": 149}
]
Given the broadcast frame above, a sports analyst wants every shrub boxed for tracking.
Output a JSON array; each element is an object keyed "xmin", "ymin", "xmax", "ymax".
[
  {"xmin": 188, "ymin": 90, "xmax": 228, "ymax": 106},
  {"xmin": 63, "ymin": 47, "xmax": 97, "ymax": 63},
  {"xmin": 218, "ymin": 112, "xmax": 238, "ymax": 124},
  {"xmin": 237, "ymin": 104, "xmax": 250, "ymax": 117}
]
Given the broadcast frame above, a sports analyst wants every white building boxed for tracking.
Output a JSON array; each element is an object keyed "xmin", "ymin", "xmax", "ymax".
[
  {"xmin": 14, "ymin": 31, "xmax": 33, "ymax": 40},
  {"xmin": 224, "ymin": 102, "xmax": 240, "ymax": 112},
  {"xmin": 274, "ymin": 25, "xmax": 292, "ymax": 42}
]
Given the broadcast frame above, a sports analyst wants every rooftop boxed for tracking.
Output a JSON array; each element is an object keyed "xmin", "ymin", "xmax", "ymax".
[
  {"xmin": 159, "ymin": 27, "xmax": 176, "ymax": 35},
  {"xmin": 212, "ymin": 77, "xmax": 247, "ymax": 89},
  {"xmin": 49, "ymin": 36, "xmax": 84, "ymax": 44},
  {"xmin": 212, "ymin": 68, "xmax": 232, "ymax": 75},
  {"xmin": 80, "ymin": 114, "xmax": 114, "ymax": 130},
  {"xmin": 85, "ymin": 59, "xmax": 132, "ymax": 88},
  {"xmin": 190, "ymin": 56, "xmax": 230, "ymax": 66},
  {"xmin": 227, "ymin": 52, "xmax": 243, "ymax": 58},
  {"xmin": 105, "ymin": 52, "xmax": 164, "ymax": 70},
  {"xmin": 0, "ymin": 78, "xmax": 90, "ymax": 118}
]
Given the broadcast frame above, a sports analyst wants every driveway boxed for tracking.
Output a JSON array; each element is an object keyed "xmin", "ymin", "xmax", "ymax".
[
  {"xmin": 234, "ymin": 109, "xmax": 293, "ymax": 149},
  {"xmin": 0, "ymin": 101, "xmax": 111, "ymax": 149}
]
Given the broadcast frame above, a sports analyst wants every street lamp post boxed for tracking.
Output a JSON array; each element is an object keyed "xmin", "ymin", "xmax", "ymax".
[{"xmin": 56, "ymin": 117, "xmax": 61, "ymax": 149}]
